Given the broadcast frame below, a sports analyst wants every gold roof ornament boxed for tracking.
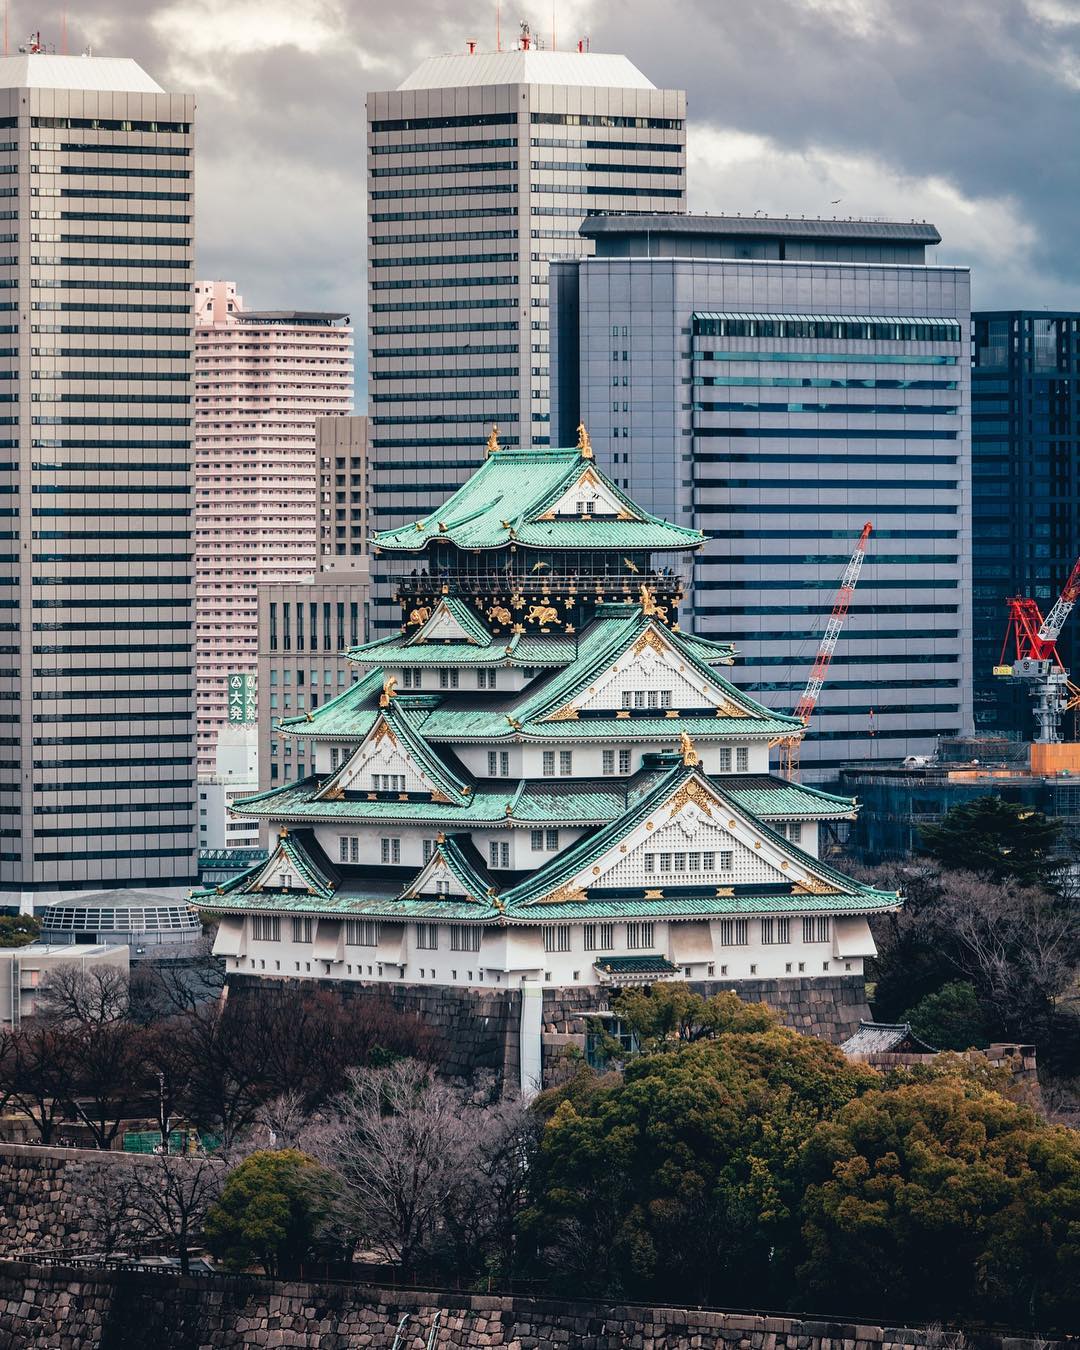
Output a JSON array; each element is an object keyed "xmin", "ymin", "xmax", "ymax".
[
  {"xmin": 486, "ymin": 423, "xmax": 500, "ymax": 457},
  {"xmin": 378, "ymin": 675, "xmax": 397, "ymax": 708},
  {"xmin": 679, "ymin": 732, "xmax": 699, "ymax": 767},
  {"xmin": 278, "ymin": 826, "xmax": 289, "ymax": 839},
  {"xmin": 576, "ymin": 422, "xmax": 593, "ymax": 459}
]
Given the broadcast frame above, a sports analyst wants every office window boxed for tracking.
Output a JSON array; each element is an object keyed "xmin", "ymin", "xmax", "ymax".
[
  {"xmin": 719, "ymin": 918, "xmax": 748, "ymax": 946},
  {"xmin": 345, "ymin": 919, "xmax": 379, "ymax": 946},
  {"xmin": 803, "ymin": 916, "xmax": 830, "ymax": 943},
  {"xmin": 291, "ymin": 917, "xmax": 313, "ymax": 943},
  {"xmin": 761, "ymin": 917, "xmax": 790, "ymax": 945},
  {"xmin": 415, "ymin": 922, "xmax": 438, "ymax": 950},
  {"xmin": 626, "ymin": 922, "xmax": 655, "ymax": 950},
  {"xmin": 251, "ymin": 916, "xmax": 279, "ymax": 942},
  {"xmin": 380, "ymin": 837, "xmax": 401, "ymax": 864}
]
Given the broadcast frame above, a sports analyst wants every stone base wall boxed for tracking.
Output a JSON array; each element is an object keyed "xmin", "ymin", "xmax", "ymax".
[
  {"xmin": 0, "ymin": 1262, "xmax": 1067, "ymax": 1350},
  {"xmin": 226, "ymin": 974, "xmax": 522, "ymax": 1082},
  {"xmin": 0, "ymin": 1145, "xmax": 183, "ymax": 1259}
]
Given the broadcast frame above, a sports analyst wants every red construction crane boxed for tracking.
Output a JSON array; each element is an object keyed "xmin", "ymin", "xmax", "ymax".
[
  {"xmin": 996, "ymin": 554, "xmax": 1080, "ymax": 743},
  {"xmin": 778, "ymin": 522, "xmax": 873, "ymax": 781}
]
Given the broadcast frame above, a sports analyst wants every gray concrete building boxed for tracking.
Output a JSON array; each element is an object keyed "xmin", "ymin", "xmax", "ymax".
[
  {"xmin": 0, "ymin": 53, "xmax": 197, "ymax": 898},
  {"xmin": 550, "ymin": 215, "xmax": 972, "ymax": 779},
  {"xmin": 366, "ymin": 44, "xmax": 685, "ymax": 633}
]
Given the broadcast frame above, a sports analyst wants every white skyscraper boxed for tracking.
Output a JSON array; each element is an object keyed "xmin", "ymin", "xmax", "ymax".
[
  {"xmin": 0, "ymin": 52, "xmax": 197, "ymax": 901},
  {"xmin": 366, "ymin": 42, "xmax": 686, "ymax": 633}
]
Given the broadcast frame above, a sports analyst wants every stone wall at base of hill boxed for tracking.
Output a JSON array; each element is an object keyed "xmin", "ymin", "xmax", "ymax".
[{"xmin": 0, "ymin": 1262, "xmax": 1067, "ymax": 1350}]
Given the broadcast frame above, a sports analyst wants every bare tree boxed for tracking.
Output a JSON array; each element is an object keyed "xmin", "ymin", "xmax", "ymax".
[
  {"xmin": 124, "ymin": 1150, "xmax": 225, "ymax": 1276},
  {"xmin": 312, "ymin": 1060, "xmax": 534, "ymax": 1276},
  {"xmin": 256, "ymin": 1090, "xmax": 311, "ymax": 1151},
  {"xmin": 35, "ymin": 963, "xmax": 129, "ymax": 1027},
  {"xmin": 66, "ymin": 1020, "xmax": 144, "ymax": 1151},
  {"xmin": 129, "ymin": 933, "xmax": 224, "ymax": 1020},
  {"xmin": 0, "ymin": 1023, "xmax": 79, "ymax": 1144},
  {"xmin": 71, "ymin": 1160, "xmax": 144, "ymax": 1259}
]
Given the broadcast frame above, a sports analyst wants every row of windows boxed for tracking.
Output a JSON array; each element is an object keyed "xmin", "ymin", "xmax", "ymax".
[
  {"xmin": 373, "ymin": 254, "xmax": 517, "ymax": 270},
  {"xmin": 370, "ymin": 159, "xmax": 517, "ymax": 178},
  {"xmin": 57, "ymin": 189, "xmax": 191, "ymax": 202},
  {"xmin": 371, "ymin": 276, "xmax": 515, "ymax": 291},
  {"xmin": 696, "ymin": 400, "xmax": 958, "ymax": 416},
  {"xmin": 370, "ymin": 137, "xmax": 517, "ymax": 156},
  {"xmin": 371, "ymin": 321, "xmax": 518, "ymax": 337},
  {"xmin": 370, "ymin": 206, "xmax": 518, "ymax": 223},
  {"xmin": 530, "ymin": 112, "xmax": 683, "ymax": 130},
  {"xmin": 696, "ymin": 375, "xmax": 959, "ymax": 390},
  {"xmin": 530, "ymin": 159, "xmax": 682, "ymax": 176},
  {"xmin": 57, "ymin": 212, "xmax": 191, "ymax": 224},
  {"xmin": 371, "ymin": 112, "xmax": 519, "ymax": 133},
  {"xmin": 694, "ymin": 428, "xmax": 959, "ymax": 441},
  {"xmin": 371, "ymin": 298, "xmax": 518, "ymax": 314},
  {"xmin": 693, "ymin": 318, "xmax": 962, "ymax": 343},
  {"xmin": 32, "ymin": 116, "xmax": 191, "ymax": 133},
  {"xmin": 696, "ymin": 453, "xmax": 957, "ymax": 466}
]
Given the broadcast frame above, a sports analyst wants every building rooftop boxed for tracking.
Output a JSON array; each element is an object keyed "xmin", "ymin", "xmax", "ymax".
[
  {"xmin": 580, "ymin": 214, "xmax": 941, "ymax": 245},
  {"xmin": 841, "ymin": 1021, "xmax": 938, "ymax": 1056},
  {"xmin": 235, "ymin": 310, "xmax": 351, "ymax": 325},
  {"xmin": 397, "ymin": 49, "xmax": 656, "ymax": 91},
  {"xmin": 1, "ymin": 942, "xmax": 125, "ymax": 958},
  {"xmin": 0, "ymin": 53, "xmax": 164, "ymax": 93}
]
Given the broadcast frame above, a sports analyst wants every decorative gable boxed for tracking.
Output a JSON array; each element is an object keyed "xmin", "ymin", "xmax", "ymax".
[
  {"xmin": 249, "ymin": 840, "xmax": 312, "ymax": 894},
  {"xmin": 403, "ymin": 845, "xmax": 480, "ymax": 902},
  {"xmin": 526, "ymin": 776, "xmax": 842, "ymax": 904},
  {"xmin": 547, "ymin": 627, "xmax": 753, "ymax": 721},
  {"xmin": 408, "ymin": 597, "xmax": 491, "ymax": 646},
  {"xmin": 544, "ymin": 466, "xmax": 633, "ymax": 520},
  {"xmin": 315, "ymin": 717, "xmax": 454, "ymax": 802}
]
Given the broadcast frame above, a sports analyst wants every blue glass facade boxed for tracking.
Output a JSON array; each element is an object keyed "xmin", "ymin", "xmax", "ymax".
[{"xmin": 971, "ymin": 312, "xmax": 1080, "ymax": 739}]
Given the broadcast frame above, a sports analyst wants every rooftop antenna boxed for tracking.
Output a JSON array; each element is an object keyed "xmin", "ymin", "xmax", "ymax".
[{"xmin": 520, "ymin": 19, "xmax": 531, "ymax": 50}]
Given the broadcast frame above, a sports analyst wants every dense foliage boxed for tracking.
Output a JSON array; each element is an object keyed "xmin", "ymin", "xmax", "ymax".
[
  {"xmin": 0, "ymin": 914, "xmax": 40, "ymax": 948},
  {"xmin": 520, "ymin": 992, "xmax": 1080, "ymax": 1327},
  {"xmin": 919, "ymin": 796, "xmax": 1062, "ymax": 886},
  {"xmin": 205, "ymin": 1149, "xmax": 335, "ymax": 1277}
]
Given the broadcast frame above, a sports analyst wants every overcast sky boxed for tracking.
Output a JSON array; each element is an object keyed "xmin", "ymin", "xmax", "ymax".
[{"xmin": 12, "ymin": 0, "xmax": 1080, "ymax": 400}]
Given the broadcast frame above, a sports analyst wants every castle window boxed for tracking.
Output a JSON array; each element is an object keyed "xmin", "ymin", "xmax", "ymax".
[
  {"xmin": 559, "ymin": 751, "xmax": 573, "ymax": 775},
  {"xmin": 719, "ymin": 919, "xmax": 748, "ymax": 947},
  {"xmin": 544, "ymin": 924, "xmax": 572, "ymax": 953},
  {"xmin": 345, "ymin": 920, "xmax": 379, "ymax": 946},
  {"xmin": 251, "ymin": 916, "xmax": 279, "ymax": 942},
  {"xmin": 435, "ymin": 879, "xmax": 451, "ymax": 896},
  {"xmin": 762, "ymin": 917, "xmax": 790, "ymax": 945},
  {"xmin": 599, "ymin": 922, "xmax": 615, "ymax": 950},
  {"xmin": 330, "ymin": 747, "xmax": 340, "ymax": 770},
  {"xmin": 403, "ymin": 669, "xmax": 422, "ymax": 688},
  {"xmin": 422, "ymin": 838, "xmax": 435, "ymax": 863},
  {"xmin": 736, "ymin": 747, "xmax": 749, "ymax": 772},
  {"xmin": 450, "ymin": 925, "xmax": 481, "ymax": 952},
  {"xmin": 583, "ymin": 923, "xmax": 598, "ymax": 951},
  {"xmin": 545, "ymin": 829, "xmax": 559, "ymax": 851},
  {"xmin": 380, "ymin": 837, "xmax": 401, "ymax": 865},
  {"xmin": 619, "ymin": 748, "xmax": 631, "ymax": 773},
  {"xmin": 803, "ymin": 916, "xmax": 830, "ymax": 943},
  {"xmin": 626, "ymin": 922, "xmax": 654, "ymax": 950},
  {"xmin": 717, "ymin": 748, "xmax": 732, "ymax": 772},
  {"xmin": 291, "ymin": 917, "xmax": 313, "ymax": 943},
  {"xmin": 488, "ymin": 750, "xmax": 510, "ymax": 777},
  {"xmin": 778, "ymin": 822, "xmax": 803, "ymax": 844},
  {"xmin": 543, "ymin": 751, "xmax": 555, "ymax": 776},
  {"xmin": 602, "ymin": 749, "xmax": 615, "ymax": 774},
  {"xmin": 489, "ymin": 841, "xmax": 510, "ymax": 869},
  {"xmin": 531, "ymin": 830, "xmax": 544, "ymax": 852},
  {"xmin": 439, "ymin": 669, "xmax": 459, "ymax": 689},
  {"xmin": 477, "ymin": 669, "xmax": 497, "ymax": 689},
  {"xmin": 340, "ymin": 835, "xmax": 359, "ymax": 864},
  {"xmin": 415, "ymin": 923, "xmax": 438, "ymax": 950}
]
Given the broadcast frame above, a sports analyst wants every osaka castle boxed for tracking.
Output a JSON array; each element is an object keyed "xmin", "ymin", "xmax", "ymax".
[{"xmin": 195, "ymin": 429, "xmax": 897, "ymax": 1037}]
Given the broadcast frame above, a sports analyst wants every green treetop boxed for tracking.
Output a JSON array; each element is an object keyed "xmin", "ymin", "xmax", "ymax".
[{"xmin": 919, "ymin": 795, "xmax": 1062, "ymax": 886}]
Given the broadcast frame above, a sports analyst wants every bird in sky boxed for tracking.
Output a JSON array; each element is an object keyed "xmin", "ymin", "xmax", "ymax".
[{"xmin": 830, "ymin": 198, "xmax": 842, "ymax": 204}]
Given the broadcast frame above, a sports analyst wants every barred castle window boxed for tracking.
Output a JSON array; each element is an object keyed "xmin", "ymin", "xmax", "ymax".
[
  {"xmin": 416, "ymin": 922, "xmax": 438, "ymax": 950},
  {"xmin": 719, "ymin": 919, "xmax": 748, "ymax": 947},
  {"xmin": 345, "ymin": 920, "xmax": 379, "ymax": 946},
  {"xmin": 291, "ymin": 917, "xmax": 313, "ymax": 943},
  {"xmin": 803, "ymin": 916, "xmax": 830, "ymax": 943},
  {"xmin": 761, "ymin": 917, "xmax": 790, "ymax": 945},
  {"xmin": 251, "ymin": 916, "xmax": 279, "ymax": 942}
]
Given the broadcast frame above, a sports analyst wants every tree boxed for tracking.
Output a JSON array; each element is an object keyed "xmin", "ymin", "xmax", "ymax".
[
  {"xmin": 920, "ymin": 796, "xmax": 1062, "ymax": 886},
  {"xmin": 521, "ymin": 1020, "xmax": 875, "ymax": 1305},
  {"xmin": 312, "ymin": 1059, "xmax": 532, "ymax": 1277},
  {"xmin": 902, "ymin": 981, "xmax": 992, "ymax": 1051},
  {"xmin": 66, "ymin": 1019, "xmax": 144, "ymax": 1150},
  {"xmin": 0, "ymin": 1024, "xmax": 80, "ymax": 1144},
  {"xmin": 798, "ymin": 1076, "xmax": 1080, "ymax": 1326},
  {"xmin": 124, "ymin": 1150, "xmax": 225, "ymax": 1276},
  {"xmin": 0, "ymin": 914, "xmax": 40, "ymax": 948},
  {"xmin": 204, "ymin": 1149, "xmax": 335, "ymax": 1277},
  {"xmin": 36, "ymin": 963, "xmax": 129, "ymax": 1026},
  {"xmin": 609, "ymin": 984, "xmax": 777, "ymax": 1052}
]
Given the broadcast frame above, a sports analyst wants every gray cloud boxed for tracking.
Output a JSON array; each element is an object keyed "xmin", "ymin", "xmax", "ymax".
[{"xmin": 10, "ymin": 0, "xmax": 1080, "ymax": 403}]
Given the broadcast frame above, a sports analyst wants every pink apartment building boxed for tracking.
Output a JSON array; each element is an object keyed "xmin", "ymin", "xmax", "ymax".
[{"xmin": 194, "ymin": 281, "xmax": 354, "ymax": 777}]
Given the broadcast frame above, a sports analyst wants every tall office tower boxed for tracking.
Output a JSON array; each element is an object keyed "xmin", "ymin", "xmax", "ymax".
[
  {"xmin": 366, "ymin": 42, "xmax": 685, "ymax": 633},
  {"xmin": 971, "ymin": 312, "xmax": 1080, "ymax": 739},
  {"xmin": 0, "ymin": 53, "xmax": 197, "ymax": 901},
  {"xmin": 551, "ymin": 215, "xmax": 972, "ymax": 780},
  {"xmin": 193, "ymin": 281, "xmax": 353, "ymax": 777}
]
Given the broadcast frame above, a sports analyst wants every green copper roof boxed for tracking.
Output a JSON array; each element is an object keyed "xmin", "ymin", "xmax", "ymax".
[
  {"xmin": 348, "ymin": 631, "xmax": 577, "ymax": 669},
  {"xmin": 678, "ymin": 632, "xmax": 737, "ymax": 667},
  {"xmin": 720, "ymin": 775, "xmax": 856, "ymax": 819},
  {"xmin": 372, "ymin": 445, "xmax": 705, "ymax": 554}
]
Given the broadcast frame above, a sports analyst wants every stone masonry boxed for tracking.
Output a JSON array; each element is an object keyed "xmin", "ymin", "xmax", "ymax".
[{"xmin": 0, "ymin": 1262, "xmax": 1069, "ymax": 1350}]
